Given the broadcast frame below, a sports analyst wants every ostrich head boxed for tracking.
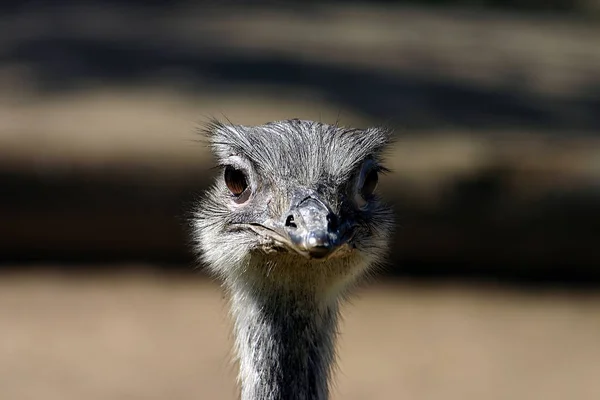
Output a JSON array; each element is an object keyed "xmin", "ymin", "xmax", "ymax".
[
  {"xmin": 193, "ymin": 119, "xmax": 393, "ymax": 400},
  {"xmin": 195, "ymin": 119, "xmax": 393, "ymax": 295}
]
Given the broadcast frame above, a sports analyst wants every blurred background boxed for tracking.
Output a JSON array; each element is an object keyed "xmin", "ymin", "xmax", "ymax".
[{"xmin": 1, "ymin": 1, "xmax": 599, "ymax": 399}]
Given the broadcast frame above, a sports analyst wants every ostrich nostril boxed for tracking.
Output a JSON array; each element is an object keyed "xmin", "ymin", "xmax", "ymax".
[
  {"xmin": 326, "ymin": 213, "xmax": 338, "ymax": 231},
  {"xmin": 285, "ymin": 215, "xmax": 297, "ymax": 229}
]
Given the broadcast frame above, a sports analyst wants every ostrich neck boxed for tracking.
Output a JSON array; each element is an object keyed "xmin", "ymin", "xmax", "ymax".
[{"xmin": 230, "ymin": 284, "xmax": 339, "ymax": 400}]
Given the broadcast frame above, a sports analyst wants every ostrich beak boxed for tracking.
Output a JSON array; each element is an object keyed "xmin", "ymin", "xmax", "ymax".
[{"xmin": 282, "ymin": 194, "xmax": 349, "ymax": 260}]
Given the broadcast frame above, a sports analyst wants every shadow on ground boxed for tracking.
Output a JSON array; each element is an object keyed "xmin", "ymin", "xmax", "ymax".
[{"xmin": 6, "ymin": 36, "xmax": 600, "ymax": 133}]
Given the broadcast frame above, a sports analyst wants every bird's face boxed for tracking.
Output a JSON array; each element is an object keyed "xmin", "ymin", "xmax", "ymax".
[{"xmin": 194, "ymin": 120, "xmax": 393, "ymax": 294}]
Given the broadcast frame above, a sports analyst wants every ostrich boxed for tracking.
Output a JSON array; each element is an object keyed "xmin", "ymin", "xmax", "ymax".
[{"xmin": 193, "ymin": 119, "xmax": 393, "ymax": 400}]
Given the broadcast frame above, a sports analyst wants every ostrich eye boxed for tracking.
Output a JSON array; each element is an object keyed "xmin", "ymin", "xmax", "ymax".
[
  {"xmin": 355, "ymin": 166, "xmax": 379, "ymax": 209},
  {"xmin": 224, "ymin": 166, "xmax": 250, "ymax": 203},
  {"xmin": 360, "ymin": 169, "xmax": 379, "ymax": 199}
]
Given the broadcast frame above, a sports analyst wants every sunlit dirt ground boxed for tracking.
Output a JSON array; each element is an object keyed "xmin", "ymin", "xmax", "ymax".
[{"xmin": 1, "ymin": 268, "xmax": 599, "ymax": 400}]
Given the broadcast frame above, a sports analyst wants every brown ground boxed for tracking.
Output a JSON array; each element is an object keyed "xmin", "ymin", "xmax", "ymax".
[{"xmin": 1, "ymin": 269, "xmax": 599, "ymax": 400}]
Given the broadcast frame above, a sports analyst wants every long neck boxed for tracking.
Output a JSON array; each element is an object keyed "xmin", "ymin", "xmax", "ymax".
[{"xmin": 230, "ymin": 286, "xmax": 339, "ymax": 400}]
